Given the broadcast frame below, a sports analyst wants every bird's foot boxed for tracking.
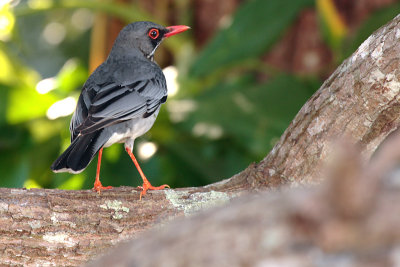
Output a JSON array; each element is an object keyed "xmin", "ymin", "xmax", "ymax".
[
  {"xmin": 138, "ymin": 181, "xmax": 169, "ymax": 200},
  {"xmin": 92, "ymin": 179, "xmax": 113, "ymax": 194}
]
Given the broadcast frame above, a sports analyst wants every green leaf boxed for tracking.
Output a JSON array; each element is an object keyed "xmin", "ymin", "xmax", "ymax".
[
  {"xmin": 7, "ymin": 84, "xmax": 57, "ymax": 124},
  {"xmin": 58, "ymin": 174, "xmax": 85, "ymax": 190},
  {"xmin": 57, "ymin": 58, "xmax": 88, "ymax": 94},
  {"xmin": 189, "ymin": 0, "xmax": 314, "ymax": 78}
]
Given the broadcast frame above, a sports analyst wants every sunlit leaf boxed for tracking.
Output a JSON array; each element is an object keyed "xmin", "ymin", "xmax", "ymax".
[
  {"xmin": 7, "ymin": 84, "xmax": 57, "ymax": 124},
  {"xmin": 57, "ymin": 58, "xmax": 88, "ymax": 93},
  {"xmin": 0, "ymin": 3, "xmax": 15, "ymax": 41},
  {"xmin": 23, "ymin": 178, "xmax": 42, "ymax": 189},
  {"xmin": 28, "ymin": 118, "xmax": 65, "ymax": 142},
  {"xmin": 58, "ymin": 174, "xmax": 85, "ymax": 190},
  {"xmin": 0, "ymin": 49, "xmax": 16, "ymax": 84},
  {"xmin": 316, "ymin": 0, "xmax": 348, "ymax": 50}
]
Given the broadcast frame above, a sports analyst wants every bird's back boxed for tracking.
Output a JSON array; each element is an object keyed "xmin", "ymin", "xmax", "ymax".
[{"xmin": 70, "ymin": 53, "xmax": 167, "ymax": 142}]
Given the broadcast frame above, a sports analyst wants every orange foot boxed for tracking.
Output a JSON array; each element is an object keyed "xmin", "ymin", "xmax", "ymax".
[
  {"xmin": 92, "ymin": 179, "xmax": 113, "ymax": 194},
  {"xmin": 138, "ymin": 180, "xmax": 169, "ymax": 200}
]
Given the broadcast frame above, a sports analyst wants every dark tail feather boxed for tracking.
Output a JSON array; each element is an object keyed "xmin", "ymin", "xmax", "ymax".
[{"xmin": 51, "ymin": 131, "xmax": 103, "ymax": 173}]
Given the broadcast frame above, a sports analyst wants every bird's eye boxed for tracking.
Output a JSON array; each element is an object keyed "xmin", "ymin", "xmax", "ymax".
[{"xmin": 148, "ymin": 28, "xmax": 159, "ymax": 39}]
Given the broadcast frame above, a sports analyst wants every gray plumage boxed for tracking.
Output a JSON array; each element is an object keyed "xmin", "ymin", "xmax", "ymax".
[{"xmin": 51, "ymin": 21, "xmax": 169, "ymax": 174}]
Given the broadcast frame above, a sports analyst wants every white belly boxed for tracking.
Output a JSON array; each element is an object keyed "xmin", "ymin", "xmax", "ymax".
[{"xmin": 103, "ymin": 110, "xmax": 159, "ymax": 148}]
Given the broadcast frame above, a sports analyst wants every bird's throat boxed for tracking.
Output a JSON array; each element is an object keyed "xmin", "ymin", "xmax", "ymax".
[{"xmin": 146, "ymin": 42, "xmax": 161, "ymax": 61}]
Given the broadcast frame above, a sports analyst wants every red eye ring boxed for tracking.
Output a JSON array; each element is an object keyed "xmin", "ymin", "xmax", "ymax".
[{"xmin": 148, "ymin": 28, "xmax": 159, "ymax": 39}]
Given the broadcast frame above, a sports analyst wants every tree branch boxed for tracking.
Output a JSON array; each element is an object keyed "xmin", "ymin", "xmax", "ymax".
[
  {"xmin": 215, "ymin": 14, "xmax": 400, "ymax": 191},
  {"xmin": 1, "ymin": 14, "xmax": 399, "ymax": 267},
  {"xmin": 87, "ymin": 127, "xmax": 400, "ymax": 267}
]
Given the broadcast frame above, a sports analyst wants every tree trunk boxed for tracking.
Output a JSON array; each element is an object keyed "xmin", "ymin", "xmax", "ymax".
[
  {"xmin": 1, "ymin": 13, "xmax": 400, "ymax": 267},
  {"xmin": 87, "ymin": 128, "xmax": 400, "ymax": 267},
  {"xmin": 215, "ymin": 13, "xmax": 400, "ymax": 191}
]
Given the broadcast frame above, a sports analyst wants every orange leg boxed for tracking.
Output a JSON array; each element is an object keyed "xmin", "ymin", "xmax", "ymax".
[
  {"xmin": 125, "ymin": 146, "xmax": 169, "ymax": 199},
  {"xmin": 92, "ymin": 147, "xmax": 112, "ymax": 194}
]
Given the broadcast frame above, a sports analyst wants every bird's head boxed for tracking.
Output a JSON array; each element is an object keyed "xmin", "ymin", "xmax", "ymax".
[{"xmin": 112, "ymin": 21, "xmax": 190, "ymax": 61}]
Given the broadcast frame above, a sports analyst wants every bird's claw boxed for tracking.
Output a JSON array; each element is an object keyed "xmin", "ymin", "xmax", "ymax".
[
  {"xmin": 138, "ymin": 183, "xmax": 169, "ymax": 200},
  {"xmin": 92, "ymin": 180, "xmax": 112, "ymax": 194}
]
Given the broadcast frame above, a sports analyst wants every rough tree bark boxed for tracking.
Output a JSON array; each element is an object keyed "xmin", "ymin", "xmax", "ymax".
[
  {"xmin": 1, "ymin": 14, "xmax": 399, "ymax": 267},
  {"xmin": 87, "ymin": 128, "xmax": 400, "ymax": 267}
]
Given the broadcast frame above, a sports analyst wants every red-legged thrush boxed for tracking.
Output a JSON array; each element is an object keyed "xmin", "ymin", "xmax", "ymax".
[{"xmin": 51, "ymin": 21, "xmax": 190, "ymax": 198}]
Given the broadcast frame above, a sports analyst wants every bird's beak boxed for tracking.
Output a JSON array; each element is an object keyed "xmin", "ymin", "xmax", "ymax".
[{"xmin": 164, "ymin": 25, "xmax": 190, "ymax": 38}]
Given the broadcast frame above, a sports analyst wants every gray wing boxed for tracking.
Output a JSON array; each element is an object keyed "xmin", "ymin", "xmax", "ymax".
[{"xmin": 70, "ymin": 65, "xmax": 167, "ymax": 141}]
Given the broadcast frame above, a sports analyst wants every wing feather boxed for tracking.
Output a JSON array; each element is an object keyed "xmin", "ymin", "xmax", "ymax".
[
  {"xmin": 69, "ymin": 58, "xmax": 167, "ymax": 141},
  {"xmin": 70, "ymin": 71, "xmax": 167, "ymax": 139}
]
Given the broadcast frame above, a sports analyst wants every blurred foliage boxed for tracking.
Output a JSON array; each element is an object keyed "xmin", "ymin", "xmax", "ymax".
[
  {"xmin": 316, "ymin": 0, "xmax": 348, "ymax": 55},
  {"xmin": 342, "ymin": 3, "xmax": 400, "ymax": 59},
  {"xmin": 189, "ymin": 0, "xmax": 313, "ymax": 78},
  {"xmin": 0, "ymin": 0, "xmax": 398, "ymax": 190}
]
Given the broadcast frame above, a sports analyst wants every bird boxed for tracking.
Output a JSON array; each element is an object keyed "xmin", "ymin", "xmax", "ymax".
[{"xmin": 51, "ymin": 21, "xmax": 190, "ymax": 199}]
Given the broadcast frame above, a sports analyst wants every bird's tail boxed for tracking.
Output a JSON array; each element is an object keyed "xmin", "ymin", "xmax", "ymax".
[{"xmin": 51, "ymin": 131, "xmax": 103, "ymax": 174}]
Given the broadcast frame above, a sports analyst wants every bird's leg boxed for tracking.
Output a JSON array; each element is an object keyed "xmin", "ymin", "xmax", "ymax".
[
  {"xmin": 125, "ymin": 146, "xmax": 169, "ymax": 200},
  {"xmin": 92, "ymin": 147, "xmax": 112, "ymax": 194}
]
